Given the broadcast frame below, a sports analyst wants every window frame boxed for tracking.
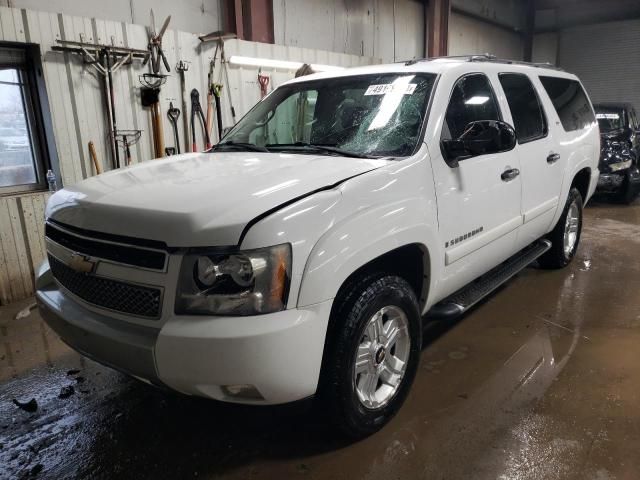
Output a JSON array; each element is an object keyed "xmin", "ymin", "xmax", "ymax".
[
  {"xmin": 538, "ymin": 75, "xmax": 596, "ymax": 133},
  {"xmin": 223, "ymin": 71, "xmax": 439, "ymax": 160},
  {"xmin": 498, "ymin": 72, "xmax": 549, "ymax": 145},
  {"xmin": 439, "ymin": 72, "xmax": 504, "ymax": 151},
  {"xmin": 0, "ymin": 42, "xmax": 57, "ymax": 196}
]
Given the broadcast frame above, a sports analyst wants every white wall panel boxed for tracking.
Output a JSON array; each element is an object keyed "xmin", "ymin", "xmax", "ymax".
[
  {"xmin": 0, "ymin": 6, "xmax": 380, "ymax": 304},
  {"xmin": 448, "ymin": 11, "xmax": 524, "ymax": 60},
  {"xmin": 274, "ymin": 0, "xmax": 424, "ymax": 63},
  {"xmin": 1, "ymin": 0, "xmax": 222, "ymax": 35}
]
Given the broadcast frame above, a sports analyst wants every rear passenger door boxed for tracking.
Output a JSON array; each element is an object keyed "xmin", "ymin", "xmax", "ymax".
[{"xmin": 498, "ymin": 73, "xmax": 562, "ymax": 247}]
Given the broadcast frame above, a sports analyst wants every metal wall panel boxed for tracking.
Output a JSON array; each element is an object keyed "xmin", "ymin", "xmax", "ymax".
[
  {"xmin": 0, "ymin": 6, "xmax": 380, "ymax": 305},
  {"xmin": 273, "ymin": 0, "xmax": 424, "ymax": 63},
  {"xmin": 557, "ymin": 19, "xmax": 640, "ymax": 112},
  {"xmin": 448, "ymin": 11, "xmax": 524, "ymax": 60},
  {"xmin": 1, "ymin": 0, "xmax": 222, "ymax": 36}
]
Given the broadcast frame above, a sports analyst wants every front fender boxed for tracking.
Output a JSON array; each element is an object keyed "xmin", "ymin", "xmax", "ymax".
[{"xmin": 297, "ymin": 197, "xmax": 440, "ymax": 311}]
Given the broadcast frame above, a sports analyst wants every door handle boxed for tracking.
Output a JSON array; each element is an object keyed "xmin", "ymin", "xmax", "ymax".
[
  {"xmin": 547, "ymin": 152, "xmax": 561, "ymax": 164},
  {"xmin": 501, "ymin": 168, "xmax": 520, "ymax": 182}
]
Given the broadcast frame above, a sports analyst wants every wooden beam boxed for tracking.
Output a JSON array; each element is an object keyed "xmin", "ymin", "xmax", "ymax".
[
  {"xmin": 243, "ymin": 0, "xmax": 274, "ymax": 44},
  {"xmin": 427, "ymin": 0, "xmax": 451, "ymax": 57},
  {"xmin": 222, "ymin": 0, "xmax": 244, "ymax": 40},
  {"xmin": 223, "ymin": 0, "xmax": 274, "ymax": 43}
]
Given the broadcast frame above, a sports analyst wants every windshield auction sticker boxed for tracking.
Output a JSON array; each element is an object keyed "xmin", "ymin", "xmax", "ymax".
[{"xmin": 365, "ymin": 84, "xmax": 417, "ymax": 95}]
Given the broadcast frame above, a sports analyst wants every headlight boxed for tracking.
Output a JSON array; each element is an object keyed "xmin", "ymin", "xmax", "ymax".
[
  {"xmin": 176, "ymin": 244, "xmax": 291, "ymax": 316},
  {"xmin": 610, "ymin": 160, "xmax": 632, "ymax": 172}
]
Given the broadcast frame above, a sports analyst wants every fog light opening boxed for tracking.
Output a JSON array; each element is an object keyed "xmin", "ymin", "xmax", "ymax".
[{"xmin": 221, "ymin": 384, "xmax": 264, "ymax": 400}]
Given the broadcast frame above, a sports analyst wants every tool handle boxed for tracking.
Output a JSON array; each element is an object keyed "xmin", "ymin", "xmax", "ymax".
[
  {"xmin": 206, "ymin": 93, "xmax": 214, "ymax": 139},
  {"xmin": 88, "ymin": 141, "xmax": 102, "ymax": 174}
]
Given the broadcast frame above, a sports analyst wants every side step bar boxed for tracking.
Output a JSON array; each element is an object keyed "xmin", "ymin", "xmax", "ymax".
[{"xmin": 427, "ymin": 239, "xmax": 552, "ymax": 321}]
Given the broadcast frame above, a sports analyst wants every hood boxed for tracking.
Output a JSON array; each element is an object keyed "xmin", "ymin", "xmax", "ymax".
[
  {"xmin": 46, "ymin": 152, "xmax": 389, "ymax": 246},
  {"xmin": 600, "ymin": 128, "xmax": 627, "ymax": 142}
]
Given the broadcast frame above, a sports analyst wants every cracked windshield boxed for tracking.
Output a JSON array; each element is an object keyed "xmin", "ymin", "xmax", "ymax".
[{"xmin": 219, "ymin": 73, "xmax": 436, "ymax": 158}]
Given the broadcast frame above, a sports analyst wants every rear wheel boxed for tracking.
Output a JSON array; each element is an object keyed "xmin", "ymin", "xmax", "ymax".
[
  {"xmin": 539, "ymin": 187, "xmax": 583, "ymax": 269},
  {"xmin": 318, "ymin": 274, "xmax": 422, "ymax": 439}
]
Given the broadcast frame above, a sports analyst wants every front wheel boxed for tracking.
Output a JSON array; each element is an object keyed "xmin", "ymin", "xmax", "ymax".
[
  {"xmin": 318, "ymin": 274, "xmax": 422, "ymax": 439},
  {"xmin": 538, "ymin": 187, "xmax": 583, "ymax": 269}
]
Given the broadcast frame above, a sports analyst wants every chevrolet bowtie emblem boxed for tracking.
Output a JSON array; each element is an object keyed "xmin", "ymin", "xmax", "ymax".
[{"xmin": 67, "ymin": 253, "xmax": 96, "ymax": 274}]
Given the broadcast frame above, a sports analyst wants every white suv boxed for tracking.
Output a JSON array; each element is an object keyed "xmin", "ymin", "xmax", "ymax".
[{"xmin": 36, "ymin": 56, "xmax": 599, "ymax": 438}]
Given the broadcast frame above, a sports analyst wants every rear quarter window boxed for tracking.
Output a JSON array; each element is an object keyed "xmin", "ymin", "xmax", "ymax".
[{"xmin": 539, "ymin": 76, "xmax": 595, "ymax": 132}]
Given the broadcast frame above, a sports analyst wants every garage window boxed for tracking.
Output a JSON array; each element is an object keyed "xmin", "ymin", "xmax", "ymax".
[
  {"xmin": 499, "ymin": 73, "xmax": 547, "ymax": 143},
  {"xmin": 0, "ymin": 45, "xmax": 49, "ymax": 194},
  {"xmin": 539, "ymin": 76, "xmax": 596, "ymax": 132}
]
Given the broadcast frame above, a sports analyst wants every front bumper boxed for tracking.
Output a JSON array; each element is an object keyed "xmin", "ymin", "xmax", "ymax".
[
  {"xmin": 597, "ymin": 172, "xmax": 625, "ymax": 191},
  {"xmin": 36, "ymin": 260, "xmax": 333, "ymax": 405}
]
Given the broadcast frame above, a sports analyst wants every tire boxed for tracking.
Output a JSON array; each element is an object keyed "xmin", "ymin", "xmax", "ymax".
[
  {"xmin": 538, "ymin": 187, "xmax": 583, "ymax": 269},
  {"xmin": 617, "ymin": 173, "xmax": 638, "ymax": 204},
  {"xmin": 318, "ymin": 274, "xmax": 422, "ymax": 439}
]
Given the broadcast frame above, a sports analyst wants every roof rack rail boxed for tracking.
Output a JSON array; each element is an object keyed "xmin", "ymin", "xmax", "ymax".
[{"xmin": 403, "ymin": 54, "xmax": 564, "ymax": 71}]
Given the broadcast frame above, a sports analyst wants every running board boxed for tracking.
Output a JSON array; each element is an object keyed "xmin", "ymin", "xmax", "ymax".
[{"xmin": 427, "ymin": 239, "xmax": 552, "ymax": 321}]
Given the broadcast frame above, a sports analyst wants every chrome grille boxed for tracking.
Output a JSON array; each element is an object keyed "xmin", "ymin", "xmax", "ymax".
[
  {"xmin": 49, "ymin": 255, "xmax": 162, "ymax": 319},
  {"xmin": 45, "ymin": 221, "xmax": 168, "ymax": 271}
]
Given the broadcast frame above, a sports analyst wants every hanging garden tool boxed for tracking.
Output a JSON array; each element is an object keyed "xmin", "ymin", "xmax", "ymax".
[
  {"xmin": 198, "ymin": 31, "xmax": 238, "ymax": 128},
  {"xmin": 141, "ymin": 10, "xmax": 171, "ymax": 158},
  {"xmin": 140, "ymin": 84, "xmax": 165, "ymax": 158},
  {"xmin": 212, "ymin": 83, "xmax": 223, "ymax": 142},
  {"xmin": 52, "ymin": 36, "xmax": 148, "ymax": 169},
  {"xmin": 167, "ymin": 102, "xmax": 181, "ymax": 155},
  {"xmin": 258, "ymin": 69, "xmax": 270, "ymax": 99},
  {"xmin": 205, "ymin": 43, "xmax": 224, "ymax": 143},
  {"xmin": 114, "ymin": 130, "xmax": 142, "ymax": 166},
  {"xmin": 143, "ymin": 10, "xmax": 171, "ymax": 74},
  {"xmin": 206, "ymin": 56, "xmax": 216, "ymax": 142},
  {"xmin": 176, "ymin": 60, "xmax": 191, "ymax": 153},
  {"xmin": 190, "ymin": 88, "xmax": 211, "ymax": 152}
]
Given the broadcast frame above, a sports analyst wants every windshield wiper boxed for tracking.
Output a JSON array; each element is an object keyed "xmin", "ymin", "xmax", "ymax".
[
  {"xmin": 214, "ymin": 141, "xmax": 270, "ymax": 153},
  {"xmin": 266, "ymin": 142, "xmax": 374, "ymax": 159}
]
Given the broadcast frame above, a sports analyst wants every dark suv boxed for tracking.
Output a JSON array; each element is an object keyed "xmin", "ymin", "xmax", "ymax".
[{"xmin": 595, "ymin": 103, "xmax": 640, "ymax": 203}]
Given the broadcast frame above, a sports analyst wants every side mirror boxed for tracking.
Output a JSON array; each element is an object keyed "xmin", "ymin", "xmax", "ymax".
[{"xmin": 441, "ymin": 120, "xmax": 517, "ymax": 168}]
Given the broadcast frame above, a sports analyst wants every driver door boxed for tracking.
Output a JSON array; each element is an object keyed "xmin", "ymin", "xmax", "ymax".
[{"xmin": 432, "ymin": 73, "xmax": 523, "ymax": 295}]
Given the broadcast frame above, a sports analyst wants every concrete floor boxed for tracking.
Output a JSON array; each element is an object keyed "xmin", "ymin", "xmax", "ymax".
[{"xmin": 1, "ymin": 197, "xmax": 640, "ymax": 480}]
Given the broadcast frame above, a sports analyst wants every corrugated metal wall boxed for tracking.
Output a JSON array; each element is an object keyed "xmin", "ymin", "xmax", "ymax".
[
  {"xmin": 448, "ymin": 11, "xmax": 524, "ymax": 60},
  {"xmin": 3, "ymin": 0, "xmax": 223, "ymax": 36},
  {"xmin": 273, "ymin": 0, "xmax": 425, "ymax": 63},
  {"xmin": 557, "ymin": 19, "xmax": 640, "ymax": 112},
  {"xmin": 0, "ymin": 5, "xmax": 380, "ymax": 305}
]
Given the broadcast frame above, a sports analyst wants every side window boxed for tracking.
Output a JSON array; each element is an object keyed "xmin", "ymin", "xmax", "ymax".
[
  {"xmin": 539, "ymin": 76, "xmax": 595, "ymax": 132},
  {"xmin": 499, "ymin": 73, "xmax": 547, "ymax": 143},
  {"xmin": 629, "ymin": 108, "xmax": 638, "ymax": 130},
  {"xmin": 441, "ymin": 74, "xmax": 501, "ymax": 141}
]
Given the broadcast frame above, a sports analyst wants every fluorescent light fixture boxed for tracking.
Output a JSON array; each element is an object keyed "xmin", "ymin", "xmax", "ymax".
[
  {"xmin": 465, "ymin": 96, "xmax": 489, "ymax": 105},
  {"xmin": 228, "ymin": 55, "xmax": 343, "ymax": 72}
]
